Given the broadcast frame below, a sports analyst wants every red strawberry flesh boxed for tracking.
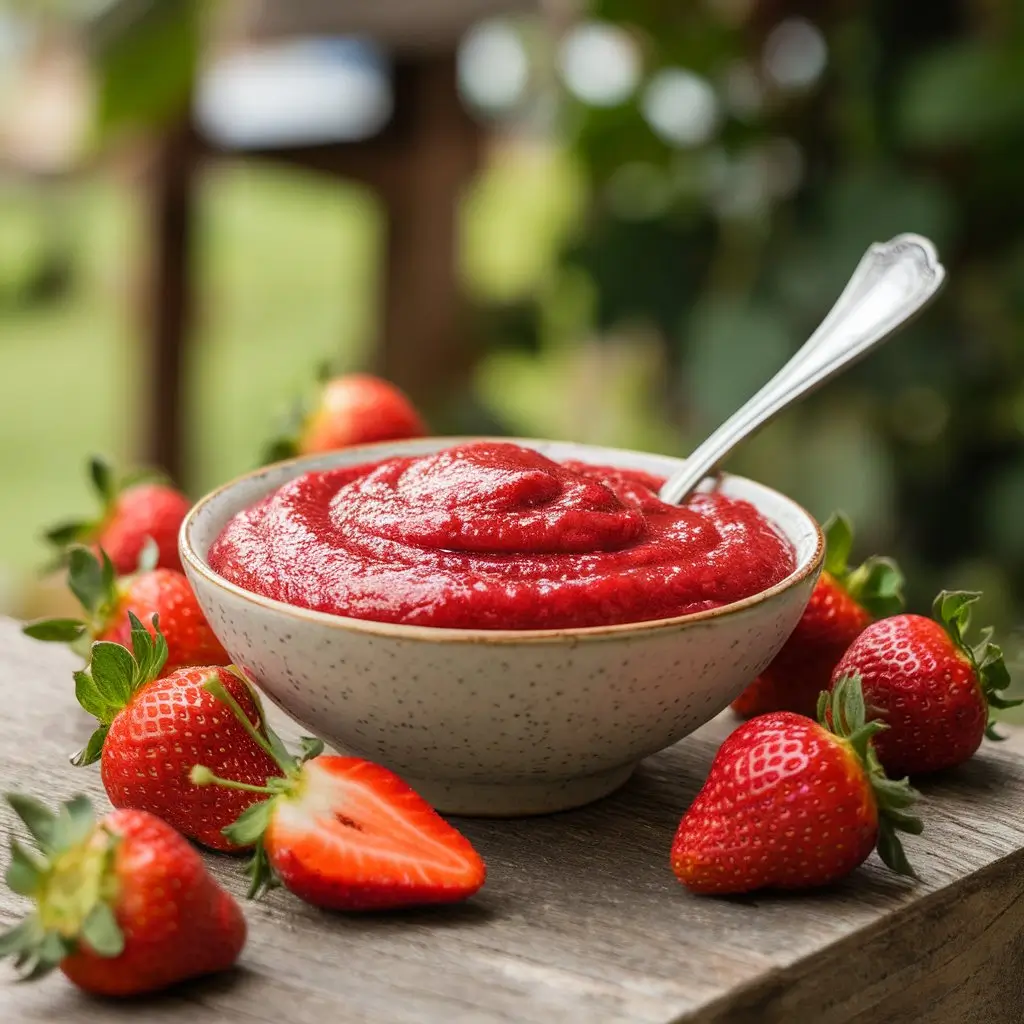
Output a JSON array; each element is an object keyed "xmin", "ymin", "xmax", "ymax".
[{"xmin": 264, "ymin": 756, "xmax": 486, "ymax": 911}]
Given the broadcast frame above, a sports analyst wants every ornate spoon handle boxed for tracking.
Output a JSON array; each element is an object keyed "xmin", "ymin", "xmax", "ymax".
[{"xmin": 658, "ymin": 233, "xmax": 946, "ymax": 506}]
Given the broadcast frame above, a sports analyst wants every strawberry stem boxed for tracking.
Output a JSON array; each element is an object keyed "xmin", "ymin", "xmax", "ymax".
[
  {"xmin": 201, "ymin": 679, "xmax": 294, "ymax": 775},
  {"xmin": 190, "ymin": 765, "xmax": 276, "ymax": 795}
]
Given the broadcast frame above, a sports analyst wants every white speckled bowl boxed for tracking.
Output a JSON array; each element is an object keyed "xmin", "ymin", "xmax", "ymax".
[{"xmin": 181, "ymin": 438, "xmax": 823, "ymax": 817}]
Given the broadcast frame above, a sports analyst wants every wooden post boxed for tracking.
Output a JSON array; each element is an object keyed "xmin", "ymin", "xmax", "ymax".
[
  {"xmin": 376, "ymin": 52, "xmax": 484, "ymax": 412},
  {"xmin": 143, "ymin": 119, "xmax": 196, "ymax": 486}
]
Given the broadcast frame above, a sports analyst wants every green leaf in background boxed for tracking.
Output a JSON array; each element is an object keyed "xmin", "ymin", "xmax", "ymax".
[
  {"xmin": 86, "ymin": 0, "xmax": 200, "ymax": 141},
  {"xmin": 899, "ymin": 44, "xmax": 1024, "ymax": 147}
]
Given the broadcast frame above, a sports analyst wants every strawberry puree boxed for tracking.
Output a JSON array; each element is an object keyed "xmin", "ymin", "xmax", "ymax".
[{"xmin": 208, "ymin": 442, "xmax": 795, "ymax": 630}]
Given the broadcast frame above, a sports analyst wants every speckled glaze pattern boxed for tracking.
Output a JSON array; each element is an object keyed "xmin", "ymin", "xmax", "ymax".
[{"xmin": 181, "ymin": 438, "xmax": 823, "ymax": 817}]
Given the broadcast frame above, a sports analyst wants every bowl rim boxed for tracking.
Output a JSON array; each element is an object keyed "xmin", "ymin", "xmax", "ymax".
[{"xmin": 180, "ymin": 436, "xmax": 825, "ymax": 645}]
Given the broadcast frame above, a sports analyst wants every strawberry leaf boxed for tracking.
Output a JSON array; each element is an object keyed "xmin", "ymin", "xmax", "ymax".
[
  {"xmin": 67, "ymin": 546, "xmax": 110, "ymax": 617},
  {"xmin": 74, "ymin": 669, "xmax": 117, "ymax": 725},
  {"xmin": 80, "ymin": 903, "xmax": 123, "ymax": 958},
  {"xmin": 6, "ymin": 841, "xmax": 45, "ymax": 897},
  {"xmin": 822, "ymin": 512, "xmax": 854, "ymax": 577},
  {"xmin": 261, "ymin": 396, "xmax": 308, "ymax": 466},
  {"xmin": 297, "ymin": 736, "xmax": 325, "ymax": 764},
  {"xmin": 43, "ymin": 521, "xmax": 87, "ymax": 547},
  {"xmin": 89, "ymin": 456, "xmax": 115, "ymax": 505},
  {"xmin": 263, "ymin": 438, "xmax": 299, "ymax": 464},
  {"xmin": 0, "ymin": 918, "xmax": 45, "ymax": 959},
  {"xmin": 824, "ymin": 676, "xmax": 921, "ymax": 877},
  {"xmin": 876, "ymin": 821, "xmax": 916, "ymax": 877},
  {"xmin": 22, "ymin": 619, "xmax": 88, "ymax": 644},
  {"xmin": 127, "ymin": 611, "xmax": 169, "ymax": 686},
  {"xmin": 932, "ymin": 591, "xmax": 1018, "ymax": 729},
  {"xmin": 932, "ymin": 590, "xmax": 979, "ymax": 649},
  {"xmin": 119, "ymin": 466, "xmax": 172, "ymax": 490},
  {"xmin": 72, "ymin": 614, "xmax": 167, "ymax": 731},
  {"xmin": 71, "ymin": 726, "xmax": 110, "ymax": 767},
  {"xmin": 846, "ymin": 557, "xmax": 905, "ymax": 620},
  {"xmin": 823, "ymin": 513, "xmax": 905, "ymax": 619},
  {"xmin": 826, "ymin": 674, "xmax": 885, "ymax": 761},
  {"xmin": 6, "ymin": 795, "xmax": 59, "ymax": 853},
  {"xmin": 224, "ymin": 798, "xmax": 274, "ymax": 848},
  {"xmin": 0, "ymin": 794, "xmax": 119, "ymax": 981},
  {"xmin": 242, "ymin": 840, "xmax": 279, "ymax": 901},
  {"xmin": 264, "ymin": 722, "xmax": 296, "ymax": 771},
  {"xmin": 89, "ymin": 642, "xmax": 137, "ymax": 708},
  {"xmin": 55, "ymin": 795, "xmax": 96, "ymax": 849}
]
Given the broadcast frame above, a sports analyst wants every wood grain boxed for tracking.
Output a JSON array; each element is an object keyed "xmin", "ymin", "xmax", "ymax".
[{"xmin": 1, "ymin": 617, "xmax": 1024, "ymax": 1023}]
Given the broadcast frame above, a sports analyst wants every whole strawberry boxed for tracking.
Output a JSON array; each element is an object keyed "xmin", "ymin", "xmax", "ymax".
[
  {"xmin": 830, "ymin": 591, "xmax": 1019, "ymax": 777},
  {"xmin": 191, "ymin": 680, "xmax": 486, "ymax": 911},
  {"xmin": 732, "ymin": 512, "xmax": 904, "ymax": 719},
  {"xmin": 23, "ymin": 544, "xmax": 228, "ymax": 672},
  {"xmin": 264, "ymin": 371, "xmax": 426, "ymax": 463},
  {"xmin": 46, "ymin": 456, "xmax": 190, "ymax": 574},
  {"xmin": 0, "ymin": 794, "xmax": 245, "ymax": 996},
  {"xmin": 72, "ymin": 614, "xmax": 282, "ymax": 851},
  {"xmin": 673, "ymin": 677, "xmax": 921, "ymax": 895}
]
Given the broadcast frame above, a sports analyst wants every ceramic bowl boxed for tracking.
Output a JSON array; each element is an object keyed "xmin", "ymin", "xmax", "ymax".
[{"xmin": 180, "ymin": 438, "xmax": 823, "ymax": 817}]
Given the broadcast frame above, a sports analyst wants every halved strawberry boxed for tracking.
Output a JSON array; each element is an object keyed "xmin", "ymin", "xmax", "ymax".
[
  {"xmin": 45, "ymin": 456, "xmax": 189, "ymax": 574},
  {"xmin": 22, "ymin": 544, "xmax": 228, "ymax": 672},
  {"xmin": 190, "ymin": 681, "xmax": 486, "ymax": 910}
]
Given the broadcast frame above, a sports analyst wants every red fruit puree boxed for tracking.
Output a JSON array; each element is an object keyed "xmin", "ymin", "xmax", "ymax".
[{"xmin": 208, "ymin": 442, "xmax": 795, "ymax": 630}]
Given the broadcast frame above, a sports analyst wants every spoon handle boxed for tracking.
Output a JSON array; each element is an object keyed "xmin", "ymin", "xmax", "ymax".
[{"xmin": 658, "ymin": 233, "xmax": 946, "ymax": 506}]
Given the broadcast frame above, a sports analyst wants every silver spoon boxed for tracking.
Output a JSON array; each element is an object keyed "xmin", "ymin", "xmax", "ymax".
[{"xmin": 658, "ymin": 233, "xmax": 946, "ymax": 506}]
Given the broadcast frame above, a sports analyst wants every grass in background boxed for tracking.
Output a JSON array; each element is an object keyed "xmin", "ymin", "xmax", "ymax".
[
  {"xmin": 0, "ymin": 165, "xmax": 376, "ymax": 606},
  {"xmin": 0, "ymin": 144, "xmax": 576, "ymax": 613}
]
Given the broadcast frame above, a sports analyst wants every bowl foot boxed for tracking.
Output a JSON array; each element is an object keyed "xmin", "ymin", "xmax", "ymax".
[{"xmin": 405, "ymin": 763, "xmax": 637, "ymax": 817}]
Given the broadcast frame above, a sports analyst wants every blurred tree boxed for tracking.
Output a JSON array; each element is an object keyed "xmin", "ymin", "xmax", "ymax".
[{"xmin": 487, "ymin": 0, "xmax": 1024, "ymax": 629}]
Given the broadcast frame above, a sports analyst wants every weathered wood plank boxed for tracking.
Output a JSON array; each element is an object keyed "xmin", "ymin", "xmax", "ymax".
[{"xmin": 1, "ymin": 616, "xmax": 1024, "ymax": 1023}]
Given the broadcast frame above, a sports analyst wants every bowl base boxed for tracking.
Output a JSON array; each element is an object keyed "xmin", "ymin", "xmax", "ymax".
[{"xmin": 405, "ymin": 763, "xmax": 637, "ymax": 818}]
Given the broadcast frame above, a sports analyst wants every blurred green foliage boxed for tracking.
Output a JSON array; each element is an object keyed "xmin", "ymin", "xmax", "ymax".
[{"xmin": 481, "ymin": 0, "xmax": 1024, "ymax": 639}]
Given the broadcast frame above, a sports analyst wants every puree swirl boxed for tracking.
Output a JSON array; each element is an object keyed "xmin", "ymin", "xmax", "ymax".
[{"xmin": 208, "ymin": 442, "xmax": 796, "ymax": 630}]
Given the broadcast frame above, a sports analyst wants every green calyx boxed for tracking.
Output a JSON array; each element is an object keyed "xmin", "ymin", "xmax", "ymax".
[
  {"xmin": 932, "ymin": 590, "xmax": 1019, "ymax": 739},
  {"xmin": 70, "ymin": 612, "xmax": 169, "ymax": 767},
  {"xmin": 190, "ymin": 676, "xmax": 324, "ymax": 899},
  {"xmin": 818, "ymin": 675, "xmax": 923, "ymax": 878},
  {"xmin": 259, "ymin": 362, "xmax": 335, "ymax": 466},
  {"xmin": 261, "ymin": 396, "xmax": 311, "ymax": 466},
  {"xmin": 822, "ymin": 512, "xmax": 905, "ymax": 619},
  {"xmin": 0, "ymin": 794, "xmax": 124, "ymax": 980},
  {"xmin": 23, "ymin": 545, "xmax": 123, "ymax": 650},
  {"xmin": 42, "ymin": 456, "xmax": 169, "ymax": 570}
]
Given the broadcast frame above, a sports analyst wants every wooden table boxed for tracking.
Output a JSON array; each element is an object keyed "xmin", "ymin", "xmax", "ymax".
[{"xmin": 2, "ymin": 616, "xmax": 1024, "ymax": 1022}]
